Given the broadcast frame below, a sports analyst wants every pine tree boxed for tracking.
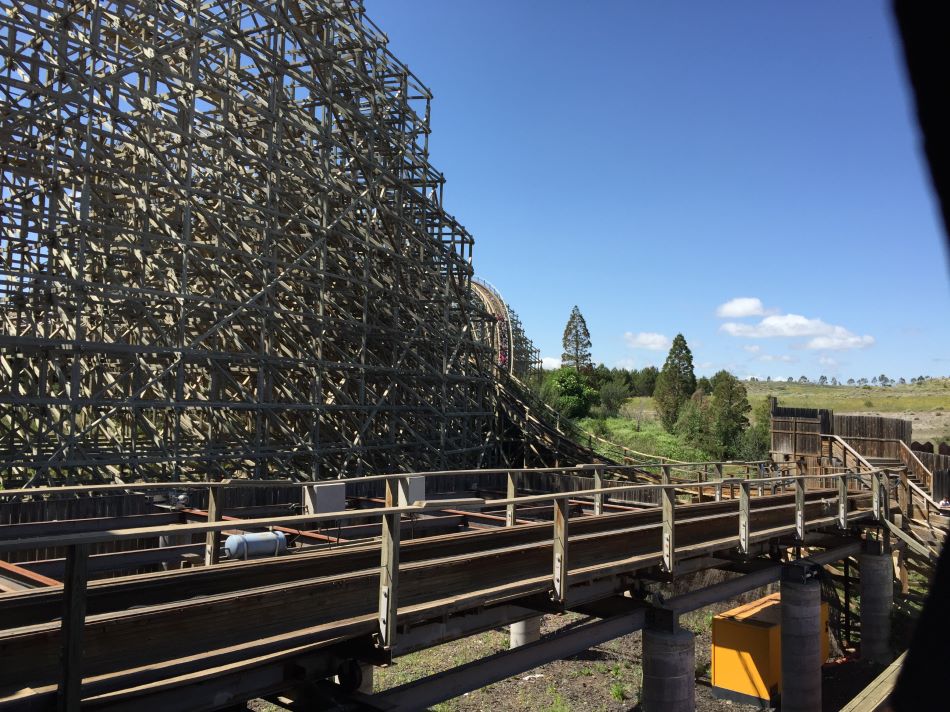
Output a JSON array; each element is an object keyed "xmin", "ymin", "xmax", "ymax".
[
  {"xmin": 653, "ymin": 333, "xmax": 697, "ymax": 430},
  {"xmin": 561, "ymin": 306, "xmax": 592, "ymax": 371}
]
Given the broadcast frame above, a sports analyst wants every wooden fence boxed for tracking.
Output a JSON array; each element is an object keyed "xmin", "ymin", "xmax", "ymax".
[{"xmin": 832, "ymin": 415, "xmax": 912, "ymax": 458}]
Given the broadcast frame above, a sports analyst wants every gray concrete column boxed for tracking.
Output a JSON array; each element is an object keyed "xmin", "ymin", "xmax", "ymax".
[
  {"xmin": 860, "ymin": 550, "xmax": 893, "ymax": 662},
  {"xmin": 641, "ymin": 623, "xmax": 695, "ymax": 712},
  {"xmin": 509, "ymin": 617, "xmax": 542, "ymax": 648},
  {"xmin": 781, "ymin": 562, "xmax": 822, "ymax": 712}
]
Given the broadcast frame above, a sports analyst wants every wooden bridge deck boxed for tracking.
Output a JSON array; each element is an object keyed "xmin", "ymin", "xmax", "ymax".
[{"xmin": 0, "ymin": 469, "xmax": 881, "ymax": 710}]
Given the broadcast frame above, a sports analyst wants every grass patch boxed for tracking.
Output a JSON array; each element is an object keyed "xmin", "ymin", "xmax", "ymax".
[
  {"xmin": 577, "ymin": 416, "xmax": 713, "ymax": 462},
  {"xmin": 744, "ymin": 378, "xmax": 950, "ymax": 414}
]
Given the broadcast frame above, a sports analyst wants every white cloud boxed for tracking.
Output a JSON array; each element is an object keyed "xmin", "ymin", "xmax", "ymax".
[
  {"xmin": 624, "ymin": 331, "xmax": 670, "ymax": 351},
  {"xmin": 743, "ymin": 344, "xmax": 761, "ymax": 354},
  {"xmin": 806, "ymin": 334, "xmax": 874, "ymax": 351},
  {"xmin": 541, "ymin": 356, "xmax": 562, "ymax": 370},
  {"xmin": 720, "ymin": 313, "xmax": 874, "ymax": 351},
  {"xmin": 696, "ymin": 361, "xmax": 714, "ymax": 370},
  {"xmin": 614, "ymin": 357, "xmax": 637, "ymax": 369},
  {"xmin": 716, "ymin": 297, "xmax": 767, "ymax": 318},
  {"xmin": 818, "ymin": 355, "xmax": 838, "ymax": 367},
  {"xmin": 760, "ymin": 354, "xmax": 795, "ymax": 363}
]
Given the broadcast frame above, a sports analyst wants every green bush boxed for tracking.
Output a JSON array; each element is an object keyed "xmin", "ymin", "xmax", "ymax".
[
  {"xmin": 598, "ymin": 378, "xmax": 629, "ymax": 417},
  {"xmin": 544, "ymin": 369, "xmax": 596, "ymax": 419}
]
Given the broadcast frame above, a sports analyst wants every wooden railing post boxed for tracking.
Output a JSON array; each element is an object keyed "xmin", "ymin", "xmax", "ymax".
[
  {"xmin": 739, "ymin": 480, "xmax": 751, "ymax": 555},
  {"xmin": 662, "ymin": 485, "xmax": 676, "ymax": 574},
  {"xmin": 757, "ymin": 462, "xmax": 766, "ymax": 497},
  {"xmin": 714, "ymin": 462, "xmax": 723, "ymax": 502},
  {"xmin": 838, "ymin": 473, "xmax": 848, "ymax": 529},
  {"xmin": 661, "ymin": 464, "xmax": 671, "ymax": 485},
  {"xmin": 552, "ymin": 497, "xmax": 569, "ymax": 604},
  {"xmin": 872, "ymin": 470, "xmax": 882, "ymax": 521},
  {"xmin": 377, "ymin": 505, "xmax": 400, "ymax": 650},
  {"xmin": 506, "ymin": 470, "xmax": 518, "ymax": 526},
  {"xmin": 794, "ymin": 475, "xmax": 805, "ymax": 541},
  {"xmin": 377, "ymin": 477, "xmax": 401, "ymax": 650},
  {"xmin": 593, "ymin": 465, "xmax": 604, "ymax": 516},
  {"xmin": 204, "ymin": 486, "xmax": 222, "ymax": 566},
  {"xmin": 58, "ymin": 543, "xmax": 90, "ymax": 712},
  {"xmin": 898, "ymin": 471, "xmax": 911, "ymax": 524}
]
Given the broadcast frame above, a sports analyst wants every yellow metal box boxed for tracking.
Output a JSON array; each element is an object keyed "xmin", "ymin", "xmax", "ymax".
[{"xmin": 711, "ymin": 592, "xmax": 829, "ymax": 706}]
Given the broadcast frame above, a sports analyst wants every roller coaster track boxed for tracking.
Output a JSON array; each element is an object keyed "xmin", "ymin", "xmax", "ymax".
[{"xmin": 0, "ymin": 468, "xmax": 881, "ymax": 710}]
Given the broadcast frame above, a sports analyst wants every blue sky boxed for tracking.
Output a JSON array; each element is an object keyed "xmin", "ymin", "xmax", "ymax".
[{"xmin": 366, "ymin": 1, "xmax": 949, "ymax": 381}]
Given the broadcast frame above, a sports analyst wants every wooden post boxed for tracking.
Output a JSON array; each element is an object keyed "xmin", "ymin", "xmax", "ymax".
[
  {"xmin": 593, "ymin": 465, "xmax": 604, "ymax": 516},
  {"xmin": 506, "ymin": 471, "xmax": 518, "ymax": 526},
  {"xmin": 552, "ymin": 498, "xmax": 569, "ymax": 604},
  {"xmin": 898, "ymin": 471, "xmax": 910, "ymax": 524},
  {"xmin": 661, "ymin": 464, "xmax": 671, "ymax": 485},
  {"xmin": 377, "ymin": 507, "xmax": 400, "ymax": 650},
  {"xmin": 838, "ymin": 473, "xmax": 848, "ymax": 530},
  {"xmin": 58, "ymin": 543, "xmax": 90, "ymax": 712},
  {"xmin": 795, "ymin": 475, "xmax": 805, "ymax": 541},
  {"xmin": 662, "ymin": 485, "xmax": 676, "ymax": 574},
  {"xmin": 204, "ymin": 486, "xmax": 222, "ymax": 566},
  {"xmin": 872, "ymin": 470, "xmax": 882, "ymax": 521},
  {"xmin": 714, "ymin": 462, "xmax": 724, "ymax": 500},
  {"xmin": 739, "ymin": 481, "xmax": 751, "ymax": 555},
  {"xmin": 757, "ymin": 462, "xmax": 766, "ymax": 497}
]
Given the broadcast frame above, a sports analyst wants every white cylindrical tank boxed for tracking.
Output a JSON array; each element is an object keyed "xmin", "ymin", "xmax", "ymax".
[{"xmin": 224, "ymin": 531, "xmax": 287, "ymax": 560}]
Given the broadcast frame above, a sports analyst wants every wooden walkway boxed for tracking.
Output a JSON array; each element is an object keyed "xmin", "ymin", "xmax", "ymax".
[{"xmin": 840, "ymin": 652, "xmax": 906, "ymax": 712}]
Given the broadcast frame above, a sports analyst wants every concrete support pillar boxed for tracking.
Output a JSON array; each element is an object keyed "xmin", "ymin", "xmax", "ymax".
[
  {"xmin": 509, "ymin": 617, "xmax": 542, "ymax": 648},
  {"xmin": 781, "ymin": 562, "xmax": 822, "ymax": 712},
  {"xmin": 641, "ymin": 622, "xmax": 695, "ymax": 712},
  {"xmin": 860, "ymin": 550, "xmax": 894, "ymax": 662}
]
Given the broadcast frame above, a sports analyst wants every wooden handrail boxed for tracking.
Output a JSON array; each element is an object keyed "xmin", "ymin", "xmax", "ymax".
[
  {"xmin": 897, "ymin": 440, "xmax": 934, "ymax": 492},
  {"xmin": 0, "ymin": 469, "xmax": 881, "ymax": 553},
  {"xmin": 823, "ymin": 434, "xmax": 876, "ymax": 472}
]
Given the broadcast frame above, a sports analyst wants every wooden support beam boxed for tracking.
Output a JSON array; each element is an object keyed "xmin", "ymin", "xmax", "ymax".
[
  {"xmin": 205, "ymin": 488, "xmax": 222, "ymax": 566},
  {"xmin": 506, "ymin": 471, "xmax": 518, "ymax": 527},
  {"xmin": 552, "ymin": 498, "xmax": 568, "ymax": 604},
  {"xmin": 662, "ymin": 486, "xmax": 676, "ymax": 574},
  {"xmin": 739, "ymin": 481, "xmax": 751, "ymax": 555},
  {"xmin": 838, "ymin": 474, "xmax": 848, "ymax": 530},
  {"xmin": 593, "ymin": 465, "xmax": 604, "ymax": 516},
  {"xmin": 661, "ymin": 464, "xmax": 671, "ymax": 485},
  {"xmin": 795, "ymin": 475, "xmax": 805, "ymax": 540},
  {"xmin": 58, "ymin": 543, "xmax": 89, "ymax": 712},
  {"xmin": 377, "ymin": 508, "xmax": 400, "ymax": 650},
  {"xmin": 872, "ymin": 471, "xmax": 883, "ymax": 521}
]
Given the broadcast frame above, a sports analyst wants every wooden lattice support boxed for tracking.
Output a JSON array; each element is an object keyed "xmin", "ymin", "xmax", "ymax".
[{"xmin": 0, "ymin": 0, "xmax": 557, "ymax": 484}]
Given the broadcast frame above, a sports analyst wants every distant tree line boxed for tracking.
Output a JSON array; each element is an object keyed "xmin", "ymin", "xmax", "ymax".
[{"xmin": 763, "ymin": 374, "xmax": 934, "ymax": 386}]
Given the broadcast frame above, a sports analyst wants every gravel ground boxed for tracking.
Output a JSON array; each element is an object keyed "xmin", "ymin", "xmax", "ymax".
[
  {"xmin": 372, "ymin": 579, "xmax": 778, "ymax": 712},
  {"xmin": 249, "ymin": 571, "xmax": 901, "ymax": 711}
]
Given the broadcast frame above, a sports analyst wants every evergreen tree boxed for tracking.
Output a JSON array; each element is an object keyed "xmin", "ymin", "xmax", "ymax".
[
  {"xmin": 561, "ymin": 306, "xmax": 592, "ymax": 371},
  {"xmin": 632, "ymin": 366, "xmax": 659, "ymax": 396},
  {"xmin": 709, "ymin": 370, "xmax": 752, "ymax": 458},
  {"xmin": 653, "ymin": 333, "xmax": 697, "ymax": 430}
]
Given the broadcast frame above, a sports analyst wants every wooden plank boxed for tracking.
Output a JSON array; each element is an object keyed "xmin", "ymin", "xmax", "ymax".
[{"xmin": 840, "ymin": 652, "xmax": 906, "ymax": 712}]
